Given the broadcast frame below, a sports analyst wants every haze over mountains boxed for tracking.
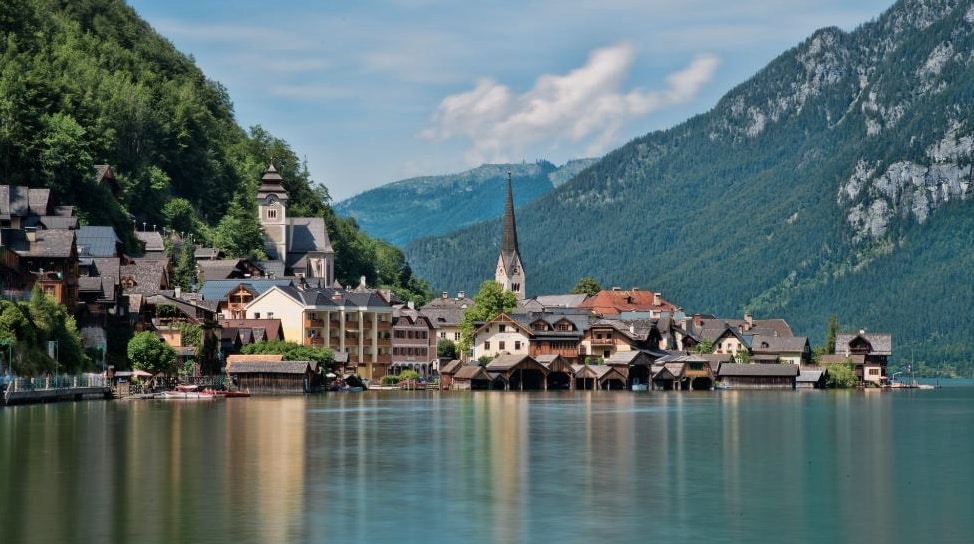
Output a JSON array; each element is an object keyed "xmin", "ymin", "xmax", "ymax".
[{"xmin": 347, "ymin": 0, "xmax": 974, "ymax": 371}]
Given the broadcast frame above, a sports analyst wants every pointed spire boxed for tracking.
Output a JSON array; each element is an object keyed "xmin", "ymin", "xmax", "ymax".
[{"xmin": 501, "ymin": 170, "xmax": 519, "ymax": 255}]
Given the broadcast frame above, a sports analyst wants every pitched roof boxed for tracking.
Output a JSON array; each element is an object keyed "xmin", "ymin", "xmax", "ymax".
[
  {"xmin": 486, "ymin": 354, "xmax": 540, "ymax": 371},
  {"xmin": 835, "ymin": 332, "xmax": 892, "ymax": 355},
  {"xmin": 120, "ymin": 259, "xmax": 169, "ymax": 294},
  {"xmin": 718, "ymin": 363, "xmax": 800, "ymax": 377},
  {"xmin": 751, "ymin": 335, "xmax": 809, "ymax": 352},
  {"xmin": 76, "ymin": 226, "xmax": 120, "ymax": 258},
  {"xmin": 227, "ymin": 360, "xmax": 317, "ymax": 374},
  {"xmin": 5, "ymin": 228, "xmax": 75, "ymax": 258},
  {"xmin": 134, "ymin": 231, "xmax": 165, "ymax": 253},
  {"xmin": 578, "ymin": 289, "xmax": 678, "ymax": 316},
  {"xmin": 287, "ymin": 217, "xmax": 333, "ymax": 253},
  {"xmin": 454, "ymin": 365, "xmax": 490, "ymax": 380},
  {"xmin": 200, "ymin": 279, "xmax": 292, "ymax": 302}
]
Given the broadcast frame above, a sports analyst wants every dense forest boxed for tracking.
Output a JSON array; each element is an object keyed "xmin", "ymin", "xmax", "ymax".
[
  {"xmin": 0, "ymin": 0, "xmax": 429, "ymax": 304},
  {"xmin": 404, "ymin": 0, "xmax": 974, "ymax": 376}
]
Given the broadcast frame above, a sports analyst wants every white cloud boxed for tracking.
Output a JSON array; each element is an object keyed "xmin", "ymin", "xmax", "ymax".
[{"xmin": 419, "ymin": 43, "xmax": 720, "ymax": 165}]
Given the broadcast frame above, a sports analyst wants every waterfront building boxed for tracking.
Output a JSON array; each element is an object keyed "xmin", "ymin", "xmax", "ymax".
[
  {"xmin": 245, "ymin": 283, "xmax": 393, "ymax": 380},
  {"xmin": 390, "ymin": 305, "xmax": 436, "ymax": 377}
]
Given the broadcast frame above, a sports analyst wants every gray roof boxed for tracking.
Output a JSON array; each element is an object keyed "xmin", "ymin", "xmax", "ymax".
[
  {"xmin": 5, "ymin": 228, "xmax": 75, "ymax": 257},
  {"xmin": 120, "ymin": 259, "xmax": 169, "ymax": 294},
  {"xmin": 718, "ymin": 363, "xmax": 800, "ymax": 377},
  {"xmin": 751, "ymin": 335, "xmax": 809, "ymax": 352},
  {"xmin": 134, "ymin": 231, "xmax": 165, "ymax": 253},
  {"xmin": 200, "ymin": 279, "xmax": 293, "ymax": 302},
  {"xmin": 454, "ymin": 365, "xmax": 490, "ymax": 380},
  {"xmin": 197, "ymin": 259, "xmax": 244, "ymax": 281},
  {"xmin": 270, "ymin": 285, "xmax": 392, "ymax": 310},
  {"xmin": 76, "ymin": 226, "xmax": 120, "ymax": 258},
  {"xmin": 228, "ymin": 360, "xmax": 318, "ymax": 375},
  {"xmin": 38, "ymin": 216, "xmax": 78, "ymax": 230},
  {"xmin": 529, "ymin": 294, "xmax": 590, "ymax": 308},
  {"xmin": 287, "ymin": 217, "xmax": 333, "ymax": 253},
  {"xmin": 835, "ymin": 332, "xmax": 892, "ymax": 355}
]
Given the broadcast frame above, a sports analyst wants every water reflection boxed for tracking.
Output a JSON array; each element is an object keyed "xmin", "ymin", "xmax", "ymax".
[{"xmin": 2, "ymin": 388, "xmax": 973, "ymax": 543}]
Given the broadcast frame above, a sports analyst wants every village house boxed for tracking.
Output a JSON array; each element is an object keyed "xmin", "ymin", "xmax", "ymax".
[
  {"xmin": 390, "ymin": 305, "xmax": 437, "ymax": 378},
  {"xmin": 418, "ymin": 291, "xmax": 472, "ymax": 345},
  {"xmin": 825, "ymin": 330, "xmax": 892, "ymax": 385},
  {"xmin": 580, "ymin": 318, "xmax": 664, "ymax": 361},
  {"xmin": 244, "ymin": 282, "xmax": 393, "ymax": 380}
]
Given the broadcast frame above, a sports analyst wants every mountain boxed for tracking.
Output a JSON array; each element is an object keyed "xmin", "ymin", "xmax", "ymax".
[
  {"xmin": 405, "ymin": 0, "xmax": 974, "ymax": 373},
  {"xmin": 333, "ymin": 159, "xmax": 597, "ymax": 247}
]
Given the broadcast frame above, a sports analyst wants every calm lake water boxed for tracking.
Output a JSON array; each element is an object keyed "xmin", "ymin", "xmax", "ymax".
[{"xmin": 2, "ymin": 384, "xmax": 973, "ymax": 544}]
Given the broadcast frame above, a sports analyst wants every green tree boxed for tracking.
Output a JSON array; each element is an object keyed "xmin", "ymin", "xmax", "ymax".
[
  {"xmin": 458, "ymin": 280, "xmax": 517, "ymax": 353},
  {"xmin": 825, "ymin": 313, "xmax": 838, "ymax": 355},
  {"xmin": 437, "ymin": 338, "xmax": 457, "ymax": 359},
  {"xmin": 211, "ymin": 198, "xmax": 266, "ymax": 258},
  {"xmin": 693, "ymin": 339, "xmax": 715, "ymax": 354},
  {"xmin": 172, "ymin": 240, "xmax": 197, "ymax": 289},
  {"xmin": 571, "ymin": 276, "xmax": 603, "ymax": 296},
  {"xmin": 162, "ymin": 197, "xmax": 200, "ymax": 238},
  {"xmin": 240, "ymin": 340, "xmax": 334, "ymax": 369},
  {"xmin": 127, "ymin": 331, "xmax": 178, "ymax": 375},
  {"xmin": 825, "ymin": 362, "xmax": 857, "ymax": 389}
]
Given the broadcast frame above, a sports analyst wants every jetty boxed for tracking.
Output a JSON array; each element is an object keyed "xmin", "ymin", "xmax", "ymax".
[{"xmin": 1, "ymin": 375, "xmax": 113, "ymax": 406}]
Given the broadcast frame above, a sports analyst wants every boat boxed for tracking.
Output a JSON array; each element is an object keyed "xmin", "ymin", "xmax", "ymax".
[
  {"xmin": 161, "ymin": 384, "xmax": 222, "ymax": 399},
  {"xmin": 215, "ymin": 388, "xmax": 252, "ymax": 398},
  {"xmin": 630, "ymin": 380, "xmax": 648, "ymax": 392}
]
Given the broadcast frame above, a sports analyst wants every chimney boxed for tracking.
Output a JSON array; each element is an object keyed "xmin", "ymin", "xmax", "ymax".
[
  {"xmin": 174, "ymin": 286, "xmax": 181, "ymax": 298},
  {"xmin": 654, "ymin": 292, "xmax": 661, "ymax": 306},
  {"xmin": 359, "ymin": 276, "xmax": 367, "ymax": 289},
  {"xmin": 441, "ymin": 292, "xmax": 448, "ymax": 299},
  {"xmin": 25, "ymin": 227, "xmax": 37, "ymax": 243},
  {"xmin": 407, "ymin": 300, "xmax": 415, "ymax": 310},
  {"xmin": 744, "ymin": 312, "xmax": 753, "ymax": 331},
  {"xmin": 458, "ymin": 291, "xmax": 465, "ymax": 299}
]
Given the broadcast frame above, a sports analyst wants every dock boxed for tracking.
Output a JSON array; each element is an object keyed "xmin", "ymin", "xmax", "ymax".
[{"xmin": 2, "ymin": 375, "xmax": 113, "ymax": 406}]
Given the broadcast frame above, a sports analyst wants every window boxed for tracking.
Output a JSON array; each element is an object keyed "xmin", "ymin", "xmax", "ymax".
[
  {"xmin": 514, "ymin": 341, "xmax": 521, "ymax": 351},
  {"xmin": 266, "ymin": 209, "xmax": 277, "ymax": 219},
  {"xmin": 454, "ymin": 332, "xmax": 460, "ymax": 341},
  {"xmin": 499, "ymin": 341, "xmax": 506, "ymax": 351},
  {"xmin": 499, "ymin": 324, "xmax": 506, "ymax": 332},
  {"xmin": 484, "ymin": 341, "xmax": 491, "ymax": 350}
]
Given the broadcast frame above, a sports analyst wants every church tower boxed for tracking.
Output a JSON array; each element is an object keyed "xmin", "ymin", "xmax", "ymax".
[
  {"xmin": 495, "ymin": 171, "xmax": 525, "ymax": 299},
  {"xmin": 256, "ymin": 164, "xmax": 289, "ymax": 262}
]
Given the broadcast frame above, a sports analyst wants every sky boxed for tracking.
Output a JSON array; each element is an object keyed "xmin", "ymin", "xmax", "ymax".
[{"xmin": 126, "ymin": 0, "xmax": 896, "ymax": 202}]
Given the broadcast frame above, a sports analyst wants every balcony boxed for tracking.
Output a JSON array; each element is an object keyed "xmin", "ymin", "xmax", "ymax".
[
  {"xmin": 305, "ymin": 318, "xmax": 325, "ymax": 328},
  {"xmin": 590, "ymin": 338, "xmax": 614, "ymax": 346}
]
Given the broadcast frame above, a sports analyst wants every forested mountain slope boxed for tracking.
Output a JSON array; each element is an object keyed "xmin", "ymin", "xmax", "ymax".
[
  {"xmin": 334, "ymin": 159, "xmax": 596, "ymax": 247},
  {"xmin": 406, "ymin": 0, "xmax": 974, "ymax": 372}
]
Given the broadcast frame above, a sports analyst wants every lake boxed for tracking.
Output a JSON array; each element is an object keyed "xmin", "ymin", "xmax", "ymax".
[{"xmin": 2, "ymin": 384, "xmax": 973, "ymax": 544}]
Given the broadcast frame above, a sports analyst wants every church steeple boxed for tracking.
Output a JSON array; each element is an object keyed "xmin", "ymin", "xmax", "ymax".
[
  {"xmin": 256, "ymin": 163, "xmax": 289, "ymax": 262},
  {"xmin": 496, "ymin": 170, "xmax": 525, "ymax": 299}
]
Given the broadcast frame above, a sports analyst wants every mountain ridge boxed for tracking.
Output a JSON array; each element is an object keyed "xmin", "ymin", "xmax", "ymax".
[{"xmin": 403, "ymin": 0, "xmax": 974, "ymax": 372}]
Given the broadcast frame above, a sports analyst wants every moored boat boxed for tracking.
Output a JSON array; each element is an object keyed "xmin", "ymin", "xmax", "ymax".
[{"xmin": 161, "ymin": 384, "xmax": 222, "ymax": 399}]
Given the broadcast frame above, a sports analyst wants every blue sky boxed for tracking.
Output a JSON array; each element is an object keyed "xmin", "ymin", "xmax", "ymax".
[{"xmin": 126, "ymin": 0, "xmax": 896, "ymax": 202}]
